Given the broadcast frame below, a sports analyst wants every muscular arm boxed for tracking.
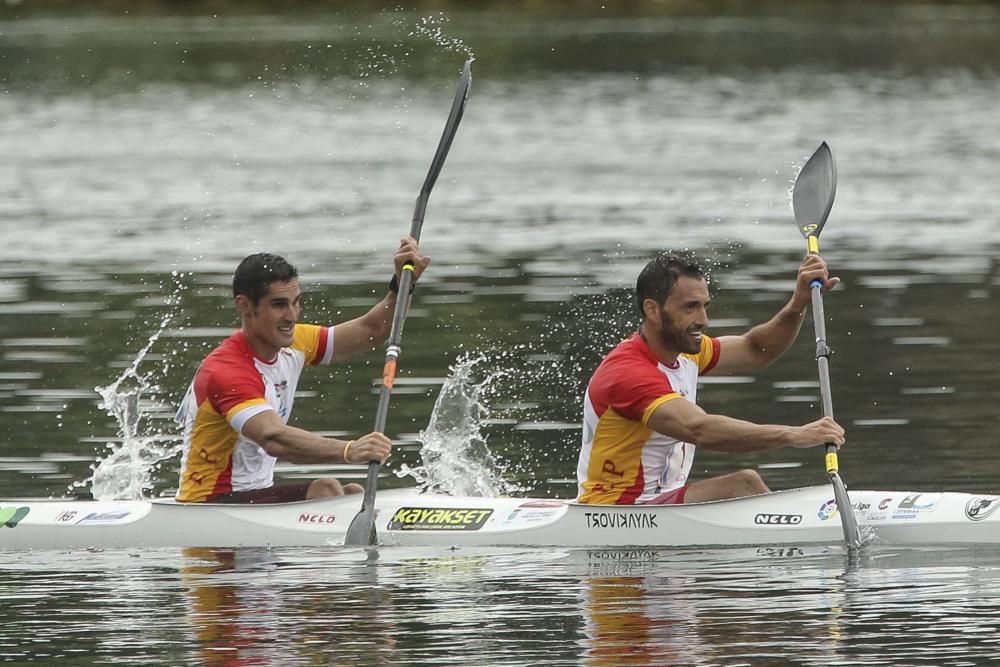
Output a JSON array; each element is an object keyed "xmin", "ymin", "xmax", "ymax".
[
  {"xmin": 329, "ymin": 236, "xmax": 430, "ymax": 361},
  {"xmin": 713, "ymin": 303, "xmax": 808, "ymax": 375},
  {"xmin": 711, "ymin": 253, "xmax": 839, "ymax": 375},
  {"xmin": 241, "ymin": 410, "xmax": 390, "ymax": 464},
  {"xmin": 331, "ymin": 293, "xmax": 399, "ymax": 361},
  {"xmin": 646, "ymin": 396, "xmax": 845, "ymax": 453}
]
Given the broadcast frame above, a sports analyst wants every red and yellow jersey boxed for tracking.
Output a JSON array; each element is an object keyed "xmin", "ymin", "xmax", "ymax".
[
  {"xmin": 576, "ymin": 333, "xmax": 720, "ymax": 504},
  {"xmin": 174, "ymin": 325, "xmax": 333, "ymax": 502}
]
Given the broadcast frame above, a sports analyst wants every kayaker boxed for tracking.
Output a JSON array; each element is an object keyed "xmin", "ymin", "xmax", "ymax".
[
  {"xmin": 174, "ymin": 237, "xmax": 430, "ymax": 503},
  {"xmin": 576, "ymin": 252, "xmax": 846, "ymax": 505}
]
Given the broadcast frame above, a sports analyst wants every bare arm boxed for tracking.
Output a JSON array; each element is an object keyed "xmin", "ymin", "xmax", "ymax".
[
  {"xmin": 330, "ymin": 236, "xmax": 431, "ymax": 361},
  {"xmin": 241, "ymin": 410, "xmax": 391, "ymax": 464},
  {"xmin": 712, "ymin": 254, "xmax": 839, "ymax": 375},
  {"xmin": 646, "ymin": 396, "xmax": 845, "ymax": 453},
  {"xmin": 331, "ymin": 293, "xmax": 399, "ymax": 361}
]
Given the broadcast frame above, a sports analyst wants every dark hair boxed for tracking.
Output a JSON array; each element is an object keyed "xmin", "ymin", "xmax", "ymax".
[
  {"xmin": 232, "ymin": 253, "xmax": 298, "ymax": 304},
  {"xmin": 635, "ymin": 253, "xmax": 706, "ymax": 316}
]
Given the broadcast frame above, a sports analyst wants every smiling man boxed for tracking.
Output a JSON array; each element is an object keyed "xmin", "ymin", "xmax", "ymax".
[
  {"xmin": 576, "ymin": 253, "xmax": 847, "ymax": 505},
  {"xmin": 174, "ymin": 237, "xmax": 429, "ymax": 503}
]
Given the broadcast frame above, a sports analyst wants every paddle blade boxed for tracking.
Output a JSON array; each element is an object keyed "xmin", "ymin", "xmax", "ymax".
[
  {"xmin": 418, "ymin": 59, "xmax": 473, "ymax": 202},
  {"xmin": 344, "ymin": 502, "xmax": 376, "ymax": 546},
  {"xmin": 829, "ymin": 470, "xmax": 862, "ymax": 549},
  {"xmin": 792, "ymin": 141, "xmax": 837, "ymax": 240}
]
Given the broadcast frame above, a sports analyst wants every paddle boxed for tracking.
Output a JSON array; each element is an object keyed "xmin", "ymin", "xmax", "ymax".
[
  {"xmin": 344, "ymin": 60, "xmax": 473, "ymax": 547},
  {"xmin": 791, "ymin": 141, "xmax": 862, "ymax": 550}
]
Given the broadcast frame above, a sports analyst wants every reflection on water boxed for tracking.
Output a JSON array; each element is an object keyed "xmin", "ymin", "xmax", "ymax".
[
  {"xmin": 1, "ymin": 3, "xmax": 999, "ymax": 664},
  {"xmin": 4, "ymin": 545, "xmax": 1000, "ymax": 665}
]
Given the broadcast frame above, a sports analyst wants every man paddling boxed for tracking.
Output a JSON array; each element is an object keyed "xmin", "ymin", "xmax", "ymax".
[
  {"xmin": 174, "ymin": 238, "xmax": 430, "ymax": 503},
  {"xmin": 576, "ymin": 253, "xmax": 846, "ymax": 505}
]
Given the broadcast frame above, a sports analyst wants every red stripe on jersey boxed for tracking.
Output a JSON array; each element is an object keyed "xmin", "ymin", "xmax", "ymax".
[
  {"xmin": 194, "ymin": 332, "xmax": 265, "ymax": 417},
  {"xmin": 587, "ymin": 334, "xmax": 674, "ymax": 423}
]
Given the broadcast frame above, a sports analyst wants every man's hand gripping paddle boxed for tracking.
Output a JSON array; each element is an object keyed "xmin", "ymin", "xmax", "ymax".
[
  {"xmin": 344, "ymin": 60, "xmax": 473, "ymax": 547},
  {"xmin": 792, "ymin": 141, "xmax": 863, "ymax": 551}
]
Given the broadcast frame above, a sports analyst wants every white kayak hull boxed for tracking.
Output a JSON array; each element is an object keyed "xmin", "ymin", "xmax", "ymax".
[{"xmin": 2, "ymin": 485, "xmax": 998, "ymax": 550}]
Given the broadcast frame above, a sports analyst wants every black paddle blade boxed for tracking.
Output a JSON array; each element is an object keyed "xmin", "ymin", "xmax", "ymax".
[
  {"xmin": 344, "ymin": 502, "xmax": 376, "ymax": 547},
  {"xmin": 792, "ymin": 141, "xmax": 837, "ymax": 240},
  {"xmin": 419, "ymin": 59, "xmax": 472, "ymax": 200}
]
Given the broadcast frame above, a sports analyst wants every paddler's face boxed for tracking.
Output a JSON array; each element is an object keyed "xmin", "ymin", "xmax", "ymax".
[
  {"xmin": 241, "ymin": 279, "xmax": 301, "ymax": 353},
  {"xmin": 655, "ymin": 275, "xmax": 709, "ymax": 355}
]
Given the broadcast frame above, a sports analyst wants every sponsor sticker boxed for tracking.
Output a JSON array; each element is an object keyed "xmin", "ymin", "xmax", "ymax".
[
  {"xmin": 388, "ymin": 507, "xmax": 493, "ymax": 531},
  {"xmin": 501, "ymin": 501, "xmax": 566, "ymax": 526},
  {"xmin": 0, "ymin": 506, "xmax": 30, "ymax": 528},
  {"xmin": 892, "ymin": 493, "xmax": 942, "ymax": 520},
  {"xmin": 298, "ymin": 513, "xmax": 336, "ymax": 525},
  {"xmin": 754, "ymin": 513, "xmax": 803, "ymax": 525},
  {"xmin": 965, "ymin": 497, "xmax": 1000, "ymax": 522},
  {"xmin": 75, "ymin": 511, "xmax": 131, "ymax": 525},
  {"xmin": 817, "ymin": 499, "xmax": 838, "ymax": 521}
]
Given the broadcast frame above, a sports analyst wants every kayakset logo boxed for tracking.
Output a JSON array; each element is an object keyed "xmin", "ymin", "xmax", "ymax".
[
  {"xmin": 1, "ymin": 506, "xmax": 30, "ymax": 528},
  {"xmin": 388, "ymin": 507, "xmax": 493, "ymax": 531}
]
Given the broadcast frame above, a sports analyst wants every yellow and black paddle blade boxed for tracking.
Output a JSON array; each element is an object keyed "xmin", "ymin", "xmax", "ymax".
[{"xmin": 792, "ymin": 141, "xmax": 837, "ymax": 245}]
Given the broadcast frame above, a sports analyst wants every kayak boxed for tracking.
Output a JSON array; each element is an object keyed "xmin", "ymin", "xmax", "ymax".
[{"xmin": 3, "ymin": 485, "xmax": 999, "ymax": 551}]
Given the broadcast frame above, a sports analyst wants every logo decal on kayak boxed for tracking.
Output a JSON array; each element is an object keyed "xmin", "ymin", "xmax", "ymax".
[
  {"xmin": 388, "ymin": 507, "xmax": 493, "ymax": 531},
  {"xmin": 298, "ymin": 513, "xmax": 336, "ymax": 525},
  {"xmin": 0, "ymin": 506, "xmax": 30, "ymax": 528},
  {"xmin": 755, "ymin": 513, "xmax": 803, "ymax": 525},
  {"xmin": 966, "ymin": 497, "xmax": 1000, "ymax": 522},
  {"xmin": 76, "ymin": 511, "xmax": 131, "ymax": 524},
  {"xmin": 892, "ymin": 493, "xmax": 942, "ymax": 519},
  {"xmin": 817, "ymin": 499, "xmax": 838, "ymax": 521}
]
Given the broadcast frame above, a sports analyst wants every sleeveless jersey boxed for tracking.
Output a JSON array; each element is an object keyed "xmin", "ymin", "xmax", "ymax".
[
  {"xmin": 576, "ymin": 332, "xmax": 720, "ymax": 504},
  {"xmin": 175, "ymin": 324, "xmax": 333, "ymax": 502}
]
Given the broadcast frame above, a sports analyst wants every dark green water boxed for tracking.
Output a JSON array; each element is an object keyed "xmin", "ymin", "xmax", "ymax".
[{"xmin": 2, "ymin": 3, "xmax": 1000, "ymax": 665}]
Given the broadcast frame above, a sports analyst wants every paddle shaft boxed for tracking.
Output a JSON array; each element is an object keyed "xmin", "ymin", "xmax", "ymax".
[
  {"xmin": 807, "ymin": 240, "xmax": 862, "ymax": 550},
  {"xmin": 344, "ymin": 61, "xmax": 472, "ymax": 547}
]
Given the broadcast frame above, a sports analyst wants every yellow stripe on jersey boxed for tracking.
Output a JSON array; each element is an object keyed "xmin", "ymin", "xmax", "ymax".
[
  {"xmin": 292, "ymin": 324, "xmax": 325, "ymax": 365},
  {"xmin": 682, "ymin": 334, "xmax": 717, "ymax": 373},
  {"xmin": 224, "ymin": 397, "xmax": 268, "ymax": 424},
  {"xmin": 580, "ymin": 407, "xmax": 652, "ymax": 504},
  {"xmin": 641, "ymin": 392, "xmax": 681, "ymax": 425},
  {"xmin": 177, "ymin": 399, "xmax": 241, "ymax": 502}
]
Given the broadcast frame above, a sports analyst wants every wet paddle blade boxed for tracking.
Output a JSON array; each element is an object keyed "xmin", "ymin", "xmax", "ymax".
[
  {"xmin": 830, "ymin": 470, "xmax": 862, "ymax": 549},
  {"xmin": 792, "ymin": 141, "xmax": 837, "ymax": 240},
  {"xmin": 344, "ymin": 502, "xmax": 376, "ymax": 546}
]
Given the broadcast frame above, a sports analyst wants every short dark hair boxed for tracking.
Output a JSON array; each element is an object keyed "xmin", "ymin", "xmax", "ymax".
[
  {"xmin": 232, "ymin": 253, "xmax": 298, "ymax": 304},
  {"xmin": 635, "ymin": 253, "xmax": 706, "ymax": 316}
]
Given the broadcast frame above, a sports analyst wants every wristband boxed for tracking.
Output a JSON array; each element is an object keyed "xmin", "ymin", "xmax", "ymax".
[
  {"xmin": 343, "ymin": 440, "xmax": 354, "ymax": 464},
  {"xmin": 388, "ymin": 273, "xmax": 415, "ymax": 295}
]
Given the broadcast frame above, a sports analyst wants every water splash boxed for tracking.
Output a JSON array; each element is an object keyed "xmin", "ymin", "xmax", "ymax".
[
  {"xmin": 410, "ymin": 12, "xmax": 475, "ymax": 59},
  {"xmin": 74, "ymin": 272, "xmax": 189, "ymax": 500},
  {"xmin": 396, "ymin": 353, "xmax": 517, "ymax": 496}
]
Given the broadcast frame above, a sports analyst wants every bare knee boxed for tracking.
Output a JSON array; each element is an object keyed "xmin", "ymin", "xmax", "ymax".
[
  {"xmin": 735, "ymin": 469, "xmax": 769, "ymax": 495},
  {"xmin": 306, "ymin": 478, "xmax": 365, "ymax": 499}
]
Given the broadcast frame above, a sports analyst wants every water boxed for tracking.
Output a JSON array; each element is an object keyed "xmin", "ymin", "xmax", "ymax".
[
  {"xmin": 4, "ymin": 544, "xmax": 1000, "ymax": 666},
  {"xmin": 2, "ymin": 2, "xmax": 1000, "ymax": 664}
]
